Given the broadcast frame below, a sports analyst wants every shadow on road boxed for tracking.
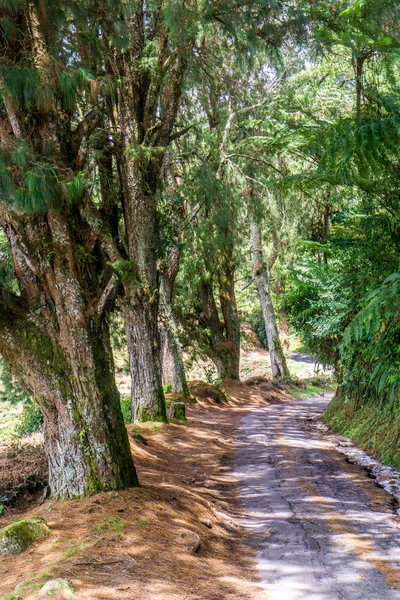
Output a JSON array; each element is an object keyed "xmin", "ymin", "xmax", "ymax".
[{"xmin": 235, "ymin": 395, "xmax": 400, "ymax": 600}]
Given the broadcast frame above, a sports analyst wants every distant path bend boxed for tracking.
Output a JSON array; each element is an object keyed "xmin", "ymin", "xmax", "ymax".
[{"xmin": 234, "ymin": 395, "xmax": 400, "ymax": 600}]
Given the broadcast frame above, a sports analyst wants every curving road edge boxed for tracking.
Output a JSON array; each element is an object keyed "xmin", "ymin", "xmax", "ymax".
[{"xmin": 234, "ymin": 395, "xmax": 400, "ymax": 600}]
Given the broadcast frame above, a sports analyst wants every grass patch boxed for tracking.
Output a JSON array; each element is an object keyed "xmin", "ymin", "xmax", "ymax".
[
  {"xmin": 6, "ymin": 568, "xmax": 60, "ymax": 595},
  {"xmin": 64, "ymin": 541, "xmax": 87, "ymax": 558},
  {"xmin": 324, "ymin": 390, "xmax": 400, "ymax": 470},
  {"xmin": 287, "ymin": 358, "xmax": 317, "ymax": 379},
  {"xmin": 285, "ymin": 375, "xmax": 336, "ymax": 400},
  {"xmin": 288, "ymin": 383, "xmax": 336, "ymax": 399},
  {"xmin": 95, "ymin": 516, "xmax": 127, "ymax": 540},
  {"xmin": 130, "ymin": 422, "xmax": 167, "ymax": 435}
]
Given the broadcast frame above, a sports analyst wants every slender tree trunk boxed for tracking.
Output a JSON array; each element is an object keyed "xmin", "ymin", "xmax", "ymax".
[
  {"xmin": 354, "ymin": 55, "xmax": 364, "ymax": 121},
  {"xmin": 107, "ymin": 17, "xmax": 186, "ymax": 422},
  {"xmin": 158, "ymin": 157, "xmax": 191, "ymax": 397},
  {"xmin": 199, "ymin": 280, "xmax": 239, "ymax": 379},
  {"xmin": 160, "ymin": 327, "xmax": 175, "ymax": 387},
  {"xmin": 123, "ymin": 299, "xmax": 166, "ymax": 422},
  {"xmin": 118, "ymin": 153, "xmax": 167, "ymax": 422},
  {"xmin": 218, "ymin": 262, "xmax": 240, "ymax": 379},
  {"xmin": 159, "ymin": 275, "xmax": 190, "ymax": 397},
  {"xmin": 250, "ymin": 218, "xmax": 290, "ymax": 379}
]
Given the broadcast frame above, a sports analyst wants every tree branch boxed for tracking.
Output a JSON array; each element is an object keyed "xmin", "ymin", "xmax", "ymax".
[
  {"xmin": 96, "ymin": 272, "xmax": 119, "ymax": 320},
  {"xmin": 241, "ymin": 278, "xmax": 255, "ymax": 292},
  {"xmin": 80, "ymin": 200, "xmax": 124, "ymax": 264},
  {"xmin": 170, "ymin": 123, "xmax": 197, "ymax": 142},
  {"xmin": 71, "ymin": 109, "xmax": 103, "ymax": 169},
  {"xmin": 216, "ymin": 62, "xmax": 294, "ymax": 179},
  {"xmin": 225, "ymin": 153, "xmax": 286, "ymax": 177}
]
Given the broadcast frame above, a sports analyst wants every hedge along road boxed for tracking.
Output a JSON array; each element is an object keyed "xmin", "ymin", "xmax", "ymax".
[{"xmin": 234, "ymin": 394, "xmax": 400, "ymax": 600}]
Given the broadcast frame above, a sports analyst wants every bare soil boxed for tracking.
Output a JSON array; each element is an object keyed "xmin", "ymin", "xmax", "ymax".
[{"xmin": 0, "ymin": 379, "xmax": 288, "ymax": 600}]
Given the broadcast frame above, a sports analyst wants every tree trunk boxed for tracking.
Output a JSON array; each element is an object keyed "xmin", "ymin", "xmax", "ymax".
[
  {"xmin": 199, "ymin": 280, "xmax": 239, "ymax": 380},
  {"xmin": 105, "ymin": 11, "xmax": 187, "ymax": 422},
  {"xmin": 118, "ymin": 152, "xmax": 167, "ymax": 423},
  {"xmin": 123, "ymin": 299, "xmax": 166, "ymax": 422},
  {"xmin": 0, "ymin": 1, "xmax": 139, "ymax": 498},
  {"xmin": 160, "ymin": 327, "xmax": 175, "ymax": 387},
  {"xmin": 0, "ymin": 281, "xmax": 138, "ymax": 499},
  {"xmin": 354, "ymin": 55, "xmax": 364, "ymax": 121},
  {"xmin": 250, "ymin": 218, "xmax": 290, "ymax": 379},
  {"xmin": 159, "ymin": 275, "xmax": 191, "ymax": 397},
  {"xmin": 107, "ymin": 19, "xmax": 186, "ymax": 422},
  {"xmin": 218, "ymin": 260, "xmax": 240, "ymax": 380},
  {"xmin": 44, "ymin": 325, "xmax": 137, "ymax": 497}
]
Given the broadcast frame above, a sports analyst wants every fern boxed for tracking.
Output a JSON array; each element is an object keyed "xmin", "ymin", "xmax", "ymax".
[
  {"xmin": 341, "ymin": 273, "xmax": 400, "ymax": 408},
  {"xmin": 343, "ymin": 273, "xmax": 400, "ymax": 345}
]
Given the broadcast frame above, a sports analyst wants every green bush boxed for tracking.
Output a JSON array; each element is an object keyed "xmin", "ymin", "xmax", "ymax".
[
  {"xmin": 0, "ymin": 360, "xmax": 31, "ymax": 405},
  {"xmin": 120, "ymin": 396, "xmax": 131, "ymax": 424},
  {"xmin": 15, "ymin": 401, "xmax": 44, "ymax": 435},
  {"xmin": 248, "ymin": 309, "xmax": 268, "ymax": 349}
]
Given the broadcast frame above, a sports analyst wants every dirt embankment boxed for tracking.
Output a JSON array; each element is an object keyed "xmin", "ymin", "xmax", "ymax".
[{"xmin": 0, "ymin": 379, "xmax": 286, "ymax": 600}]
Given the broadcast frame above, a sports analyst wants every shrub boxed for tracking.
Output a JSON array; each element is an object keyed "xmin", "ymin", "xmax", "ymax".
[
  {"xmin": 120, "ymin": 396, "xmax": 131, "ymax": 424},
  {"xmin": 15, "ymin": 401, "xmax": 44, "ymax": 435}
]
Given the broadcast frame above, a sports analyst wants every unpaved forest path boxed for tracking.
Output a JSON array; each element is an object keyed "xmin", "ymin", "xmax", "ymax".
[{"xmin": 235, "ymin": 395, "xmax": 400, "ymax": 600}]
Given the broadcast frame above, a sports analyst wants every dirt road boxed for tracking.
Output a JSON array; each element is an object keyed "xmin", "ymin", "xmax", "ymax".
[{"xmin": 235, "ymin": 395, "xmax": 400, "ymax": 600}]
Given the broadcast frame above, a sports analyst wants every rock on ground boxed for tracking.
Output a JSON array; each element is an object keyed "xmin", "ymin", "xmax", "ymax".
[
  {"xmin": 0, "ymin": 516, "xmax": 51, "ymax": 555},
  {"xmin": 38, "ymin": 578, "xmax": 75, "ymax": 599}
]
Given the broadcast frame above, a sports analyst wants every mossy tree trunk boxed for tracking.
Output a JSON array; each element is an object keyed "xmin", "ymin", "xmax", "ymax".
[
  {"xmin": 118, "ymin": 150, "xmax": 168, "ymax": 423},
  {"xmin": 0, "ymin": 3, "xmax": 138, "ymax": 498},
  {"xmin": 158, "ymin": 157, "xmax": 191, "ymax": 398},
  {"xmin": 218, "ymin": 254, "xmax": 240, "ymax": 380},
  {"xmin": 250, "ymin": 217, "xmax": 290, "ymax": 379},
  {"xmin": 107, "ymin": 10, "xmax": 187, "ymax": 421},
  {"xmin": 0, "ymin": 214, "xmax": 138, "ymax": 498}
]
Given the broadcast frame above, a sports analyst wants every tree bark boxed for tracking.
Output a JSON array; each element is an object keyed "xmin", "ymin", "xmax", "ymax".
[
  {"xmin": 218, "ymin": 261, "xmax": 240, "ymax": 379},
  {"xmin": 5, "ymin": 321, "xmax": 137, "ymax": 498},
  {"xmin": 250, "ymin": 218, "xmax": 290, "ymax": 379},
  {"xmin": 159, "ymin": 274, "xmax": 191, "ymax": 397},
  {"xmin": 123, "ymin": 298, "xmax": 166, "ymax": 422},
  {"xmin": 0, "ymin": 214, "xmax": 138, "ymax": 498},
  {"xmin": 118, "ymin": 150, "xmax": 168, "ymax": 423},
  {"xmin": 160, "ymin": 328, "xmax": 175, "ymax": 388},
  {"xmin": 199, "ymin": 279, "xmax": 239, "ymax": 380}
]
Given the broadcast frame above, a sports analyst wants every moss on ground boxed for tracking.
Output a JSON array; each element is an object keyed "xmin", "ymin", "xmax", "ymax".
[
  {"xmin": 0, "ymin": 516, "xmax": 51, "ymax": 555},
  {"xmin": 324, "ymin": 391, "xmax": 400, "ymax": 470},
  {"xmin": 37, "ymin": 578, "xmax": 75, "ymax": 599},
  {"xmin": 188, "ymin": 381, "xmax": 228, "ymax": 404}
]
